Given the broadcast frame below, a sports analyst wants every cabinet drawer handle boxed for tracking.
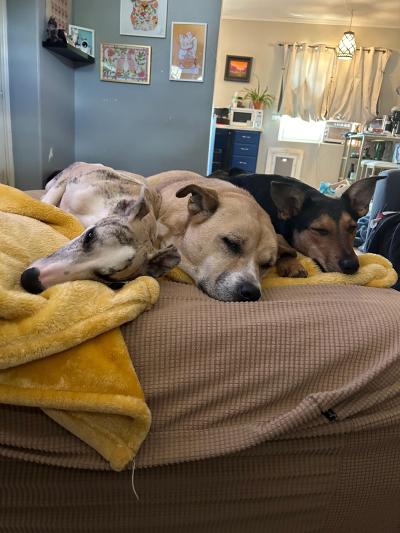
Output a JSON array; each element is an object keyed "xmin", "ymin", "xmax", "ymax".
[
  {"xmin": 240, "ymin": 147, "xmax": 249, "ymax": 151},
  {"xmin": 242, "ymin": 135, "xmax": 251, "ymax": 139},
  {"xmin": 239, "ymin": 161, "xmax": 247, "ymax": 165}
]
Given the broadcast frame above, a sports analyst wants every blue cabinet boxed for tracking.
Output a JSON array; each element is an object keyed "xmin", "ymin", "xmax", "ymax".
[{"xmin": 212, "ymin": 128, "xmax": 261, "ymax": 174}]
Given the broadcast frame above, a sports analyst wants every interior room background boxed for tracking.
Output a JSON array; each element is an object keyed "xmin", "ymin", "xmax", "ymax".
[
  {"xmin": 213, "ymin": 19, "xmax": 400, "ymax": 188},
  {"xmin": 7, "ymin": 0, "xmax": 222, "ymax": 190}
]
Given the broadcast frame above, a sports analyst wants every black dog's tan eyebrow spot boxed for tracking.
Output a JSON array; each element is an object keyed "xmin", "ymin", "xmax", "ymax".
[
  {"xmin": 339, "ymin": 213, "xmax": 357, "ymax": 234},
  {"xmin": 340, "ymin": 212, "xmax": 355, "ymax": 227},
  {"xmin": 308, "ymin": 214, "xmax": 337, "ymax": 232}
]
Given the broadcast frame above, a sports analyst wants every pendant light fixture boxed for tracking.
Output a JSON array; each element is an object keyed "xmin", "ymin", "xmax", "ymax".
[{"xmin": 337, "ymin": 8, "xmax": 357, "ymax": 60}]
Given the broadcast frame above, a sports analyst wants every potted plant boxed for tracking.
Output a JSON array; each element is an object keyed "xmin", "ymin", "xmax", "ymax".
[{"xmin": 242, "ymin": 77, "xmax": 275, "ymax": 110}]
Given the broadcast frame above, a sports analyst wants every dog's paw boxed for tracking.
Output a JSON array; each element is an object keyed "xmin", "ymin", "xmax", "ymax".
[{"xmin": 276, "ymin": 257, "xmax": 308, "ymax": 278}]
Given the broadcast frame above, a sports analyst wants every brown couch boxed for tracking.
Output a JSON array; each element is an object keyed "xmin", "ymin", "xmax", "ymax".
[{"xmin": 2, "ymin": 278, "xmax": 400, "ymax": 532}]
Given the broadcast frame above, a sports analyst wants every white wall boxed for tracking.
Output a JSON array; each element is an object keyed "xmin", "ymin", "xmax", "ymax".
[{"xmin": 213, "ymin": 19, "xmax": 400, "ymax": 188}]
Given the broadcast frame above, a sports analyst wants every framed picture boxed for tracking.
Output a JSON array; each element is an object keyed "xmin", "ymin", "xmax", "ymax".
[
  {"xmin": 169, "ymin": 22, "xmax": 207, "ymax": 82},
  {"xmin": 68, "ymin": 25, "xmax": 95, "ymax": 57},
  {"xmin": 120, "ymin": 0, "xmax": 168, "ymax": 38},
  {"xmin": 100, "ymin": 43, "xmax": 151, "ymax": 85},
  {"xmin": 46, "ymin": 0, "xmax": 71, "ymax": 30},
  {"xmin": 224, "ymin": 55, "xmax": 253, "ymax": 82}
]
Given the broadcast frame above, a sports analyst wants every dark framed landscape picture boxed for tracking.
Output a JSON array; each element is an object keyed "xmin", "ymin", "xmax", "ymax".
[{"xmin": 224, "ymin": 55, "xmax": 253, "ymax": 82}]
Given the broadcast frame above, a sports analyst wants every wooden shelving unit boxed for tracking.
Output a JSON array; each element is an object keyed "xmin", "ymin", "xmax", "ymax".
[{"xmin": 42, "ymin": 41, "xmax": 95, "ymax": 65}]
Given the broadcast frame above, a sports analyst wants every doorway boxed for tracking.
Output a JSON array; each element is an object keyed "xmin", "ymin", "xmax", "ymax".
[{"xmin": 0, "ymin": 0, "xmax": 14, "ymax": 186}]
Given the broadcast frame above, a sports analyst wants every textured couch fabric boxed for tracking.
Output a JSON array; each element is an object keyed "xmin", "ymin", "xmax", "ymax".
[{"xmin": 1, "ymin": 281, "xmax": 400, "ymax": 531}]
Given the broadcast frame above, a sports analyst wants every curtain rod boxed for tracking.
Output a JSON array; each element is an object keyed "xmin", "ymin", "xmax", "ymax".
[{"xmin": 277, "ymin": 42, "xmax": 389, "ymax": 53}]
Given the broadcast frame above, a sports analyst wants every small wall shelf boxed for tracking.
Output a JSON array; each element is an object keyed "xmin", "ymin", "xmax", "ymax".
[{"xmin": 42, "ymin": 41, "xmax": 95, "ymax": 65}]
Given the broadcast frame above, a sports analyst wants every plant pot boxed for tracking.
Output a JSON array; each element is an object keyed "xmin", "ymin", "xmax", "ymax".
[{"xmin": 253, "ymin": 101, "xmax": 264, "ymax": 110}]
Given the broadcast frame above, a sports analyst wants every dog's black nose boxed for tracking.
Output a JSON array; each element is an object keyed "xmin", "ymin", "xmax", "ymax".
[
  {"xmin": 238, "ymin": 282, "xmax": 261, "ymax": 302},
  {"xmin": 20, "ymin": 267, "xmax": 45, "ymax": 294},
  {"xmin": 339, "ymin": 257, "xmax": 359, "ymax": 275}
]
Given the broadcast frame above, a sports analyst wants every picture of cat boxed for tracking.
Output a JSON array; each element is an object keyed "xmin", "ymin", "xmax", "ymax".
[
  {"xmin": 120, "ymin": 0, "xmax": 167, "ymax": 38},
  {"xmin": 130, "ymin": 0, "xmax": 159, "ymax": 32},
  {"xmin": 170, "ymin": 23, "xmax": 207, "ymax": 82},
  {"xmin": 178, "ymin": 32, "xmax": 198, "ymax": 71}
]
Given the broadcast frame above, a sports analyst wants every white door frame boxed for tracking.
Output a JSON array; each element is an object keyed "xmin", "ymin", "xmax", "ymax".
[{"xmin": 0, "ymin": 0, "xmax": 15, "ymax": 186}]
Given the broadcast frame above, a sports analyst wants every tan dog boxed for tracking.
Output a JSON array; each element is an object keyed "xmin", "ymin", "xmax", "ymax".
[
  {"xmin": 21, "ymin": 162, "xmax": 180, "ymax": 293},
  {"xmin": 148, "ymin": 171, "xmax": 284, "ymax": 302}
]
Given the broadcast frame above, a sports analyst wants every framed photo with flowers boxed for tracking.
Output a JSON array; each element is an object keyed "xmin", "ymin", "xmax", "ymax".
[
  {"xmin": 120, "ymin": 0, "xmax": 168, "ymax": 38},
  {"xmin": 100, "ymin": 43, "xmax": 151, "ymax": 85},
  {"xmin": 169, "ymin": 22, "xmax": 207, "ymax": 82}
]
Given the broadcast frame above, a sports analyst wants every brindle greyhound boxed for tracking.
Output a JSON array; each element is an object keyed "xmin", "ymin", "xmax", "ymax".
[{"xmin": 21, "ymin": 162, "xmax": 180, "ymax": 293}]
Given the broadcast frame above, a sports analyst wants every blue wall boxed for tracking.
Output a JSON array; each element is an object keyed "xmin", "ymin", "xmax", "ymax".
[
  {"xmin": 7, "ymin": 0, "xmax": 75, "ymax": 189},
  {"xmin": 73, "ymin": 0, "xmax": 222, "ymax": 176},
  {"xmin": 7, "ymin": 0, "xmax": 221, "ymax": 188},
  {"xmin": 39, "ymin": 24, "xmax": 75, "ymax": 183},
  {"xmin": 7, "ymin": 0, "xmax": 43, "ymax": 188}
]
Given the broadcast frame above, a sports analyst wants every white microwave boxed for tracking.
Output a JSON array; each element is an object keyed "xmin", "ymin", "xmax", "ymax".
[
  {"xmin": 323, "ymin": 120, "xmax": 355, "ymax": 144},
  {"xmin": 229, "ymin": 108, "xmax": 264, "ymax": 129}
]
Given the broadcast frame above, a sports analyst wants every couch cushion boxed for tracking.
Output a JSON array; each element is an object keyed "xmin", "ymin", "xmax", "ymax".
[{"xmin": 1, "ymin": 281, "xmax": 400, "ymax": 470}]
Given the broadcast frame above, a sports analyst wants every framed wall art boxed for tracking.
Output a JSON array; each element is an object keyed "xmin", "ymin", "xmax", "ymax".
[
  {"xmin": 45, "ymin": 0, "xmax": 71, "ymax": 30},
  {"xmin": 120, "ymin": 0, "xmax": 168, "ymax": 38},
  {"xmin": 68, "ymin": 25, "xmax": 95, "ymax": 57},
  {"xmin": 169, "ymin": 22, "xmax": 207, "ymax": 82},
  {"xmin": 100, "ymin": 43, "xmax": 151, "ymax": 85},
  {"xmin": 224, "ymin": 55, "xmax": 253, "ymax": 82}
]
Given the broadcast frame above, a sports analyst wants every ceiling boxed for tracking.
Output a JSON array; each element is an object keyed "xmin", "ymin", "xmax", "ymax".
[{"xmin": 222, "ymin": 0, "xmax": 400, "ymax": 29}]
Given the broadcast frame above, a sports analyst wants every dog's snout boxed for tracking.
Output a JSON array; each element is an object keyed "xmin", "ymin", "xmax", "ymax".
[
  {"xmin": 238, "ymin": 282, "xmax": 261, "ymax": 302},
  {"xmin": 21, "ymin": 267, "xmax": 45, "ymax": 294},
  {"xmin": 339, "ymin": 257, "xmax": 359, "ymax": 275}
]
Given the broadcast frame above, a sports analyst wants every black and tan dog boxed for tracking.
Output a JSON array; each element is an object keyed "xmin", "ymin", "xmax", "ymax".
[{"xmin": 213, "ymin": 170, "xmax": 381, "ymax": 274}]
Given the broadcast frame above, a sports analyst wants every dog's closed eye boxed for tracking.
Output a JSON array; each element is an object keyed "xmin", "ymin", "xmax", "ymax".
[
  {"xmin": 222, "ymin": 236, "xmax": 242, "ymax": 254},
  {"xmin": 83, "ymin": 228, "xmax": 97, "ymax": 250},
  {"xmin": 311, "ymin": 227, "xmax": 330, "ymax": 236}
]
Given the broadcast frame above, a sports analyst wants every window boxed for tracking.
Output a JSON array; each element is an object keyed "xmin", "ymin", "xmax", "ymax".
[{"xmin": 278, "ymin": 115, "xmax": 326, "ymax": 144}]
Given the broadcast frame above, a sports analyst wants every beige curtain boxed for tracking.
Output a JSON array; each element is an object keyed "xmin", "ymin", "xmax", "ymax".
[
  {"xmin": 327, "ymin": 47, "xmax": 391, "ymax": 123},
  {"xmin": 278, "ymin": 43, "xmax": 337, "ymax": 121},
  {"xmin": 278, "ymin": 44, "xmax": 391, "ymax": 124}
]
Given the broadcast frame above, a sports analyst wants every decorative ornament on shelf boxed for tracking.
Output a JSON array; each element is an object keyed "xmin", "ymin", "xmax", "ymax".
[
  {"xmin": 45, "ymin": 17, "xmax": 67, "ymax": 45},
  {"xmin": 242, "ymin": 76, "xmax": 275, "ymax": 110},
  {"xmin": 337, "ymin": 8, "xmax": 357, "ymax": 60}
]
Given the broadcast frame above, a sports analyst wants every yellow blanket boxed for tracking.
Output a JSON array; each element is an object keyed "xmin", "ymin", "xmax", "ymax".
[
  {"xmin": 167, "ymin": 252, "xmax": 397, "ymax": 289},
  {"xmin": 0, "ymin": 184, "xmax": 159, "ymax": 471}
]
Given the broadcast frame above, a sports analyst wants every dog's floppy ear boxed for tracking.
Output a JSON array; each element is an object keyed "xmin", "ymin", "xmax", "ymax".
[
  {"xmin": 146, "ymin": 245, "xmax": 181, "ymax": 278},
  {"xmin": 114, "ymin": 186, "xmax": 150, "ymax": 221},
  {"xmin": 342, "ymin": 175, "xmax": 383, "ymax": 218},
  {"xmin": 176, "ymin": 184, "xmax": 219, "ymax": 223},
  {"xmin": 270, "ymin": 182, "xmax": 307, "ymax": 220}
]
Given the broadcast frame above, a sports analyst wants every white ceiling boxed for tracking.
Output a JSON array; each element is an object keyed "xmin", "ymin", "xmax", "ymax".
[{"xmin": 222, "ymin": 0, "xmax": 400, "ymax": 29}]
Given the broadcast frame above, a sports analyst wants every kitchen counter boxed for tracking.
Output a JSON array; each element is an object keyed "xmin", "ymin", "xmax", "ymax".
[{"xmin": 216, "ymin": 124, "xmax": 263, "ymax": 133}]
